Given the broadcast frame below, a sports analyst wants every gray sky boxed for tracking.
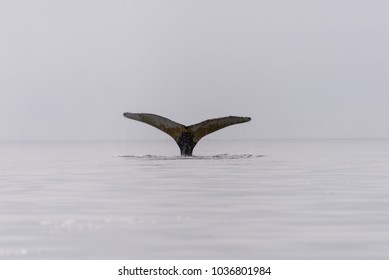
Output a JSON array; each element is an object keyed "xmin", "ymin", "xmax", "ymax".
[{"xmin": 1, "ymin": 0, "xmax": 388, "ymax": 140}]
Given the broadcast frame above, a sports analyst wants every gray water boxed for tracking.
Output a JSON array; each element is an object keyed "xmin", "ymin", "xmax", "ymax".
[{"xmin": 1, "ymin": 139, "xmax": 389, "ymax": 259}]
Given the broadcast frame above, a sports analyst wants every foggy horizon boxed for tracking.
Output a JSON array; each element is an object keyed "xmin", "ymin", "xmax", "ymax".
[{"xmin": 1, "ymin": 0, "xmax": 389, "ymax": 141}]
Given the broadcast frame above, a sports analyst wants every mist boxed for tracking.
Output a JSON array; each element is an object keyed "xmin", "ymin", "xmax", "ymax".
[{"xmin": 1, "ymin": 0, "xmax": 388, "ymax": 140}]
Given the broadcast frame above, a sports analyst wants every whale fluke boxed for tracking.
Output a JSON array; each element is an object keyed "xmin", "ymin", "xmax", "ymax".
[{"xmin": 123, "ymin": 112, "xmax": 251, "ymax": 156}]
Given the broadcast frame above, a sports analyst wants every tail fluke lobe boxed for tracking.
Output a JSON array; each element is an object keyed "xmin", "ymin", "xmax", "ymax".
[
  {"xmin": 188, "ymin": 116, "xmax": 251, "ymax": 142},
  {"xmin": 123, "ymin": 113, "xmax": 251, "ymax": 156},
  {"xmin": 123, "ymin": 113, "xmax": 186, "ymax": 140}
]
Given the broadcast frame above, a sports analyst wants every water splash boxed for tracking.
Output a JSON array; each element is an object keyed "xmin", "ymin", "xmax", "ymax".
[{"xmin": 117, "ymin": 154, "xmax": 264, "ymax": 161}]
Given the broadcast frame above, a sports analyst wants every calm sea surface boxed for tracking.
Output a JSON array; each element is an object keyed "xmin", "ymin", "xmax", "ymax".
[{"xmin": 1, "ymin": 139, "xmax": 389, "ymax": 259}]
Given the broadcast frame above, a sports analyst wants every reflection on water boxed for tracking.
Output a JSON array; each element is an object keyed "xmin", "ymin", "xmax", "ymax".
[{"xmin": 1, "ymin": 139, "xmax": 389, "ymax": 259}]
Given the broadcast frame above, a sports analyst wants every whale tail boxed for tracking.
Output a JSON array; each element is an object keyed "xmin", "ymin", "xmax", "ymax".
[{"xmin": 123, "ymin": 112, "xmax": 251, "ymax": 156}]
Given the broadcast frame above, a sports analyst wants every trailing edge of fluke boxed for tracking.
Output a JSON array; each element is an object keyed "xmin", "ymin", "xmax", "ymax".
[{"xmin": 123, "ymin": 112, "xmax": 251, "ymax": 156}]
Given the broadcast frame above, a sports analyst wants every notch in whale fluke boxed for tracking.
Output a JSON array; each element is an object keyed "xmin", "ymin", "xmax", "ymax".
[{"xmin": 123, "ymin": 112, "xmax": 251, "ymax": 156}]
